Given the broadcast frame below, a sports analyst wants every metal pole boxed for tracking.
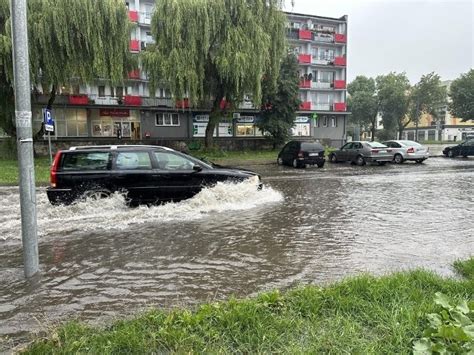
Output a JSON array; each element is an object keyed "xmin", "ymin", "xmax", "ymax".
[
  {"xmin": 414, "ymin": 102, "xmax": 420, "ymax": 142},
  {"xmin": 10, "ymin": 0, "xmax": 39, "ymax": 278},
  {"xmin": 48, "ymin": 132, "xmax": 52, "ymax": 166}
]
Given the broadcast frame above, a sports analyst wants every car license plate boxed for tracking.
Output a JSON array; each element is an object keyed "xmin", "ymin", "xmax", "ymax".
[
  {"xmin": 379, "ymin": 150, "xmax": 386, "ymax": 153},
  {"xmin": 309, "ymin": 153, "xmax": 318, "ymax": 156}
]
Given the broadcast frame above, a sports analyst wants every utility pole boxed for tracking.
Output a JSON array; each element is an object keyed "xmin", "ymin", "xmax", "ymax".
[
  {"xmin": 414, "ymin": 102, "xmax": 420, "ymax": 142},
  {"xmin": 10, "ymin": 0, "xmax": 39, "ymax": 278}
]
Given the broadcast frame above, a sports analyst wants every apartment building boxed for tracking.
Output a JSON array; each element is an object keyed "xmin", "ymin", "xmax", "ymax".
[{"xmin": 32, "ymin": 2, "xmax": 349, "ymax": 146}]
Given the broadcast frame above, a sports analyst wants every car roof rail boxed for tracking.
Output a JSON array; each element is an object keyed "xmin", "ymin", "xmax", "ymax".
[{"xmin": 68, "ymin": 145, "xmax": 173, "ymax": 151}]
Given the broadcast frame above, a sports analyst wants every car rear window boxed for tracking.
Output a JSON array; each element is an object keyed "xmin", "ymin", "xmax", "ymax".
[
  {"xmin": 301, "ymin": 142, "xmax": 324, "ymax": 152},
  {"xmin": 400, "ymin": 141, "xmax": 422, "ymax": 147},
  {"xmin": 366, "ymin": 142, "xmax": 387, "ymax": 148},
  {"xmin": 61, "ymin": 152, "xmax": 111, "ymax": 171},
  {"xmin": 116, "ymin": 152, "xmax": 152, "ymax": 170}
]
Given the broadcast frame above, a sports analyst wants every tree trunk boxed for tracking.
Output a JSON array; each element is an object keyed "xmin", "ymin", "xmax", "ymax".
[
  {"xmin": 371, "ymin": 118, "xmax": 376, "ymax": 141},
  {"xmin": 204, "ymin": 94, "xmax": 224, "ymax": 149}
]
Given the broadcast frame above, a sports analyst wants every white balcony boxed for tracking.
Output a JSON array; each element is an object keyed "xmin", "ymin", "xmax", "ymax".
[
  {"xmin": 312, "ymin": 103, "xmax": 332, "ymax": 111},
  {"xmin": 93, "ymin": 96, "xmax": 120, "ymax": 105},
  {"xmin": 312, "ymin": 58, "xmax": 332, "ymax": 66},
  {"xmin": 311, "ymin": 82, "xmax": 332, "ymax": 89}
]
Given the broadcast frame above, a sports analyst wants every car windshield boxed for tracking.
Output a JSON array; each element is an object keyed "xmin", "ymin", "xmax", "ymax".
[
  {"xmin": 301, "ymin": 142, "xmax": 324, "ymax": 152},
  {"xmin": 366, "ymin": 142, "xmax": 387, "ymax": 148},
  {"xmin": 177, "ymin": 152, "xmax": 213, "ymax": 169}
]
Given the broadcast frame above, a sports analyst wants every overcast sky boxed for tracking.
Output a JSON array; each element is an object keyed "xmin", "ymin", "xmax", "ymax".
[{"xmin": 284, "ymin": 0, "xmax": 473, "ymax": 84}]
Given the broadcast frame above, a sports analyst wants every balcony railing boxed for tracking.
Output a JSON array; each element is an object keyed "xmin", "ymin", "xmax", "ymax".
[
  {"xmin": 334, "ymin": 33, "xmax": 347, "ymax": 43},
  {"xmin": 69, "ymin": 95, "xmax": 89, "ymax": 105},
  {"xmin": 312, "ymin": 81, "xmax": 332, "ymax": 89},
  {"xmin": 298, "ymin": 54, "xmax": 312, "ymax": 64},
  {"xmin": 138, "ymin": 11, "xmax": 152, "ymax": 25},
  {"xmin": 128, "ymin": 69, "xmax": 141, "ymax": 80},
  {"xmin": 313, "ymin": 103, "xmax": 332, "ymax": 111},
  {"xmin": 298, "ymin": 29, "xmax": 312, "ymax": 40},
  {"xmin": 90, "ymin": 95, "xmax": 121, "ymax": 106},
  {"xmin": 300, "ymin": 101, "xmax": 311, "ymax": 111},
  {"xmin": 312, "ymin": 57, "xmax": 333, "ymax": 65},
  {"xmin": 333, "ymin": 56, "xmax": 346, "ymax": 66},
  {"xmin": 299, "ymin": 80, "xmax": 312, "ymax": 88},
  {"xmin": 333, "ymin": 102, "xmax": 347, "ymax": 111},
  {"xmin": 333, "ymin": 80, "xmax": 346, "ymax": 89},
  {"xmin": 130, "ymin": 39, "xmax": 140, "ymax": 52},
  {"xmin": 124, "ymin": 95, "xmax": 142, "ymax": 106},
  {"xmin": 128, "ymin": 10, "xmax": 139, "ymax": 22},
  {"xmin": 175, "ymin": 98, "xmax": 190, "ymax": 109},
  {"xmin": 313, "ymin": 34, "xmax": 334, "ymax": 43}
]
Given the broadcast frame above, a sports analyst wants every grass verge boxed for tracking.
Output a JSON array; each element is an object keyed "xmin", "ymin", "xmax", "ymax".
[
  {"xmin": 23, "ymin": 258, "xmax": 474, "ymax": 354},
  {"xmin": 453, "ymin": 257, "xmax": 474, "ymax": 280},
  {"xmin": 0, "ymin": 158, "xmax": 50, "ymax": 185}
]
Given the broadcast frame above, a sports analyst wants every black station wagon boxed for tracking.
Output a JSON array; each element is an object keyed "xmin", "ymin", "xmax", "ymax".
[
  {"xmin": 47, "ymin": 145, "xmax": 261, "ymax": 206},
  {"xmin": 277, "ymin": 140, "xmax": 325, "ymax": 168}
]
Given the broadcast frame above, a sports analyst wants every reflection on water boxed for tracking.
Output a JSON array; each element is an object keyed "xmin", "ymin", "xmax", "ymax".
[{"xmin": 0, "ymin": 158, "xmax": 473, "ymax": 350}]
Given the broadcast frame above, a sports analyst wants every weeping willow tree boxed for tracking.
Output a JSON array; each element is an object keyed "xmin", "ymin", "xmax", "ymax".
[
  {"xmin": 0, "ymin": 0, "xmax": 135, "ymax": 137},
  {"xmin": 142, "ymin": 0, "xmax": 287, "ymax": 148}
]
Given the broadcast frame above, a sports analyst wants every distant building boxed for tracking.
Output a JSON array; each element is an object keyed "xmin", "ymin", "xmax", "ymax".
[
  {"xmin": 30, "ymin": 2, "xmax": 349, "ymax": 147},
  {"xmin": 404, "ymin": 81, "xmax": 474, "ymax": 142}
]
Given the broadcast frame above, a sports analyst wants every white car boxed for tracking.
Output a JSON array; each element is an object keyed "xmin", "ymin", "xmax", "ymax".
[{"xmin": 383, "ymin": 140, "xmax": 430, "ymax": 164}]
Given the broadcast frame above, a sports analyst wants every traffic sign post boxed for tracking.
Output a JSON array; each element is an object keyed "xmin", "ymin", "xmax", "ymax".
[{"xmin": 43, "ymin": 109, "xmax": 54, "ymax": 165}]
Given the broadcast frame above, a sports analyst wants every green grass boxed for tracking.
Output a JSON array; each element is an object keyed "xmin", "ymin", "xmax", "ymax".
[
  {"xmin": 0, "ymin": 158, "xmax": 50, "ymax": 185},
  {"xmin": 23, "ymin": 258, "xmax": 474, "ymax": 354},
  {"xmin": 454, "ymin": 257, "xmax": 474, "ymax": 280}
]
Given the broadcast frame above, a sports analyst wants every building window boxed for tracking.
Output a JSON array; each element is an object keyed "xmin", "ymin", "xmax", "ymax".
[
  {"xmin": 320, "ymin": 71, "xmax": 334, "ymax": 83},
  {"xmin": 156, "ymin": 113, "xmax": 180, "ymax": 126},
  {"xmin": 331, "ymin": 117, "xmax": 337, "ymax": 128},
  {"xmin": 116, "ymin": 87, "xmax": 124, "ymax": 98},
  {"xmin": 53, "ymin": 108, "xmax": 88, "ymax": 137},
  {"xmin": 98, "ymin": 86, "xmax": 105, "ymax": 97},
  {"xmin": 110, "ymin": 87, "xmax": 115, "ymax": 97},
  {"xmin": 72, "ymin": 85, "xmax": 80, "ymax": 95},
  {"xmin": 323, "ymin": 117, "xmax": 329, "ymax": 127}
]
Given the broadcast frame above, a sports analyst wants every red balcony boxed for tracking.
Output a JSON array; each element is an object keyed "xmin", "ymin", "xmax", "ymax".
[
  {"xmin": 333, "ymin": 102, "xmax": 346, "ymax": 112},
  {"xmin": 68, "ymin": 95, "xmax": 88, "ymax": 105},
  {"xmin": 128, "ymin": 69, "xmax": 140, "ymax": 79},
  {"xmin": 175, "ymin": 98, "xmax": 190, "ymax": 109},
  {"xmin": 130, "ymin": 39, "xmax": 140, "ymax": 52},
  {"xmin": 128, "ymin": 10, "xmax": 139, "ymax": 22},
  {"xmin": 300, "ymin": 101, "xmax": 311, "ymax": 110},
  {"xmin": 298, "ymin": 29, "xmax": 312, "ymax": 40},
  {"xmin": 334, "ymin": 33, "xmax": 347, "ymax": 43},
  {"xmin": 219, "ymin": 99, "xmax": 231, "ymax": 110},
  {"xmin": 124, "ymin": 95, "xmax": 142, "ymax": 106},
  {"xmin": 298, "ymin": 54, "xmax": 312, "ymax": 64},
  {"xmin": 334, "ymin": 80, "xmax": 346, "ymax": 89},
  {"xmin": 334, "ymin": 56, "xmax": 346, "ymax": 66},
  {"xmin": 299, "ymin": 80, "xmax": 311, "ymax": 88}
]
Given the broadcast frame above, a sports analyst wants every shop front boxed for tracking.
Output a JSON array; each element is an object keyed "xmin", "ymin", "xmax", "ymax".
[
  {"xmin": 90, "ymin": 108, "xmax": 141, "ymax": 139},
  {"xmin": 292, "ymin": 116, "xmax": 311, "ymax": 137},
  {"xmin": 192, "ymin": 114, "xmax": 233, "ymax": 137},
  {"xmin": 235, "ymin": 116, "xmax": 263, "ymax": 137}
]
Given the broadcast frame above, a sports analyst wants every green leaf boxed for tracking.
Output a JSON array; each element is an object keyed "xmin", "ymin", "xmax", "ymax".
[
  {"xmin": 464, "ymin": 324, "xmax": 474, "ymax": 338},
  {"xmin": 413, "ymin": 338, "xmax": 432, "ymax": 355},
  {"xmin": 451, "ymin": 309, "xmax": 472, "ymax": 327},
  {"xmin": 456, "ymin": 300, "xmax": 471, "ymax": 314},
  {"xmin": 437, "ymin": 325, "xmax": 470, "ymax": 342},
  {"xmin": 431, "ymin": 342, "xmax": 447, "ymax": 354},
  {"xmin": 427, "ymin": 313, "xmax": 443, "ymax": 327},
  {"xmin": 434, "ymin": 292, "xmax": 452, "ymax": 310}
]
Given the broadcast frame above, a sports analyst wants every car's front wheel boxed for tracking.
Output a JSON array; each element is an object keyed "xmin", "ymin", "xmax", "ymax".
[
  {"xmin": 82, "ymin": 188, "xmax": 111, "ymax": 201},
  {"xmin": 277, "ymin": 157, "xmax": 283, "ymax": 165},
  {"xmin": 292, "ymin": 159, "xmax": 301, "ymax": 168},
  {"xmin": 415, "ymin": 159, "xmax": 425, "ymax": 164},
  {"xmin": 329, "ymin": 153, "xmax": 338, "ymax": 163},
  {"xmin": 447, "ymin": 149, "xmax": 455, "ymax": 158}
]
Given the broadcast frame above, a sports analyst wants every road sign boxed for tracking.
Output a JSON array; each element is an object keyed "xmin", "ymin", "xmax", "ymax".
[{"xmin": 43, "ymin": 108, "xmax": 54, "ymax": 132}]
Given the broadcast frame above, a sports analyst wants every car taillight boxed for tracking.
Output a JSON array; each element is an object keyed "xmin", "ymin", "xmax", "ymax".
[
  {"xmin": 407, "ymin": 147, "xmax": 415, "ymax": 153},
  {"xmin": 371, "ymin": 149, "xmax": 379, "ymax": 153},
  {"xmin": 50, "ymin": 151, "xmax": 62, "ymax": 188},
  {"xmin": 298, "ymin": 151, "xmax": 304, "ymax": 158}
]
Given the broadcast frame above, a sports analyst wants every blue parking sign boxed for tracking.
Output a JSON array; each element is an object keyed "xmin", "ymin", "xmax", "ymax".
[{"xmin": 43, "ymin": 108, "xmax": 54, "ymax": 132}]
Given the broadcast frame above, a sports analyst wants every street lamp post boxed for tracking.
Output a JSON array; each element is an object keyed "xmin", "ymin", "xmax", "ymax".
[{"xmin": 10, "ymin": 0, "xmax": 39, "ymax": 278}]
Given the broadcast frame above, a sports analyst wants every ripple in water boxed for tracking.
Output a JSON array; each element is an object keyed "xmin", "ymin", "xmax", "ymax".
[{"xmin": 0, "ymin": 181, "xmax": 283, "ymax": 241}]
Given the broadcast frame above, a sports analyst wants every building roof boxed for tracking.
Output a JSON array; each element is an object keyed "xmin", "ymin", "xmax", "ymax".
[{"xmin": 284, "ymin": 11, "xmax": 348, "ymax": 23}]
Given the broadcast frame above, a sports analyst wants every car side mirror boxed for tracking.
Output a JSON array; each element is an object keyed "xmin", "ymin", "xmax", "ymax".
[{"xmin": 192, "ymin": 165, "xmax": 203, "ymax": 172}]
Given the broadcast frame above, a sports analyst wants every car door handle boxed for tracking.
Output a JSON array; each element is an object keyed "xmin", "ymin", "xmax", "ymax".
[{"xmin": 152, "ymin": 174, "xmax": 169, "ymax": 178}]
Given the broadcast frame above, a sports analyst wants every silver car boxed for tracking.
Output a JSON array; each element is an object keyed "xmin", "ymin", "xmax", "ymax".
[
  {"xmin": 328, "ymin": 141, "xmax": 393, "ymax": 166},
  {"xmin": 383, "ymin": 140, "xmax": 429, "ymax": 164}
]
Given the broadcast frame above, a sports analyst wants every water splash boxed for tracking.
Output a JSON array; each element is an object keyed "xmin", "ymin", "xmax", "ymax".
[{"xmin": 0, "ymin": 181, "xmax": 283, "ymax": 241}]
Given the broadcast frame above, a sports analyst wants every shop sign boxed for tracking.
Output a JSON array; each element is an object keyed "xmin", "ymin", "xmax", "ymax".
[
  {"xmin": 236, "ymin": 116, "xmax": 255, "ymax": 123},
  {"xmin": 295, "ymin": 116, "xmax": 310, "ymax": 123},
  {"xmin": 193, "ymin": 114, "xmax": 210, "ymax": 122},
  {"xmin": 100, "ymin": 108, "xmax": 130, "ymax": 117}
]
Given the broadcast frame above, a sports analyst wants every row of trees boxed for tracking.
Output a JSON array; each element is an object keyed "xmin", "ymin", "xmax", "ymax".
[
  {"xmin": 348, "ymin": 69, "xmax": 473, "ymax": 141},
  {"xmin": 1, "ymin": 0, "xmax": 299, "ymax": 149}
]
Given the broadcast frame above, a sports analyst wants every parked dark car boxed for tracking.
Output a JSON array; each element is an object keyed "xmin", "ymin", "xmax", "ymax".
[
  {"xmin": 328, "ymin": 141, "xmax": 393, "ymax": 166},
  {"xmin": 47, "ymin": 145, "xmax": 262, "ymax": 205},
  {"xmin": 277, "ymin": 140, "xmax": 325, "ymax": 168},
  {"xmin": 443, "ymin": 140, "xmax": 474, "ymax": 158}
]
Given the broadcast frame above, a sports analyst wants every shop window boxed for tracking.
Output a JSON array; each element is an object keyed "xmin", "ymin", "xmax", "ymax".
[
  {"xmin": 236, "ymin": 124, "xmax": 255, "ymax": 136},
  {"xmin": 53, "ymin": 108, "xmax": 88, "ymax": 137},
  {"xmin": 156, "ymin": 113, "xmax": 180, "ymax": 126}
]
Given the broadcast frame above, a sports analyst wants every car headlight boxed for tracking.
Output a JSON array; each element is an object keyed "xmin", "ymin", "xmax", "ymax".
[{"xmin": 248, "ymin": 175, "xmax": 260, "ymax": 186}]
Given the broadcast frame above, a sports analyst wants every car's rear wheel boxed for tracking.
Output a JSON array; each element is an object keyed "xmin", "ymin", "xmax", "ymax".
[
  {"xmin": 415, "ymin": 159, "xmax": 425, "ymax": 164},
  {"xmin": 277, "ymin": 157, "xmax": 283, "ymax": 165},
  {"xmin": 82, "ymin": 188, "xmax": 111, "ymax": 201},
  {"xmin": 292, "ymin": 159, "xmax": 300, "ymax": 168},
  {"xmin": 356, "ymin": 155, "xmax": 366, "ymax": 166},
  {"xmin": 317, "ymin": 161, "xmax": 325, "ymax": 168},
  {"xmin": 329, "ymin": 153, "xmax": 338, "ymax": 163},
  {"xmin": 394, "ymin": 153, "xmax": 404, "ymax": 164}
]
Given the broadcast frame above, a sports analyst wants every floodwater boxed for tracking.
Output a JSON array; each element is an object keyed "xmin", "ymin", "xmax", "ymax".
[{"xmin": 1, "ymin": 157, "xmax": 473, "ymax": 350}]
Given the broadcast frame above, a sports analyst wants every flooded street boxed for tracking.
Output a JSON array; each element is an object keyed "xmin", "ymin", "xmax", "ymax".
[{"xmin": 1, "ymin": 157, "xmax": 473, "ymax": 349}]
